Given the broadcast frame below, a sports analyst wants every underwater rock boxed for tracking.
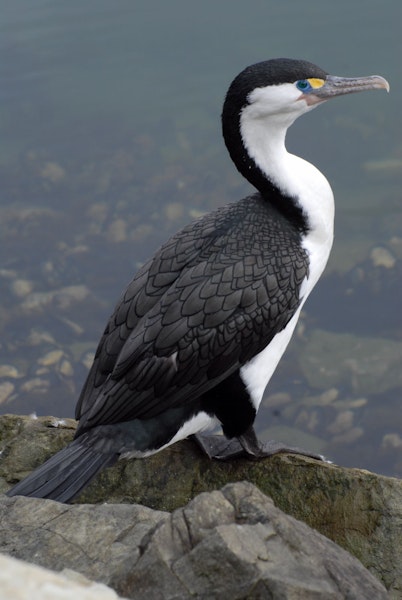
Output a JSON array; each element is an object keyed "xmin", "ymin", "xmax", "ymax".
[{"xmin": 299, "ymin": 329, "xmax": 402, "ymax": 394}]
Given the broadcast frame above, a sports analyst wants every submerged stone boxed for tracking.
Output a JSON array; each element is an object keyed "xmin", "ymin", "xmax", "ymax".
[{"xmin": 299, "ymin": 329, "xmax": 402, "ymax": 394}]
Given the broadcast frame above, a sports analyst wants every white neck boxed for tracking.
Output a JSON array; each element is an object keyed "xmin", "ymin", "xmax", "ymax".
[{"xmin": 240, "ymin": 101, "xmax": 335, "ymax": 290}]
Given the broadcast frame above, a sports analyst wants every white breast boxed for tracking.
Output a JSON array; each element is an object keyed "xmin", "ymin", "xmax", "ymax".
[{"xmin": 238, "ymin": 95, "xmax": 335, "ymax": 411}]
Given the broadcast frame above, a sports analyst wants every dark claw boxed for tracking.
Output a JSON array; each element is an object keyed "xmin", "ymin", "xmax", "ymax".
[{"xmin": 192, "ymin": 433, "xmax": 247, "ymax": 460}]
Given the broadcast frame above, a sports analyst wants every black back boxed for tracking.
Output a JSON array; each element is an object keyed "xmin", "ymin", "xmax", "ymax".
[{"xmin": 75, "ymin": 195, "xmax": 309, "ymax": 433}]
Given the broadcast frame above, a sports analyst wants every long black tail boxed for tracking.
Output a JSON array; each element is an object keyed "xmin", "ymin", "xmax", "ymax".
[{"xmin": 6, "ymin": 438, "xmax": 118, "ymax": 503}]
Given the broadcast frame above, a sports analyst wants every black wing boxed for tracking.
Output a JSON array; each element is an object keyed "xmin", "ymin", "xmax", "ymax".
[{"xmin": 75, "ymin": 195, "xmax": 309, "ymax": 433}]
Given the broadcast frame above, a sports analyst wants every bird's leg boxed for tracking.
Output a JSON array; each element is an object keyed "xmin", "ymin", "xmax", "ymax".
[{"xmin": 192, "ymin": 426, "xmax": 325, "ymax": 461}]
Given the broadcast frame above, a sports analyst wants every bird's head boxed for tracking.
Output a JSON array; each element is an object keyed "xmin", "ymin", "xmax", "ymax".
[
  {"xmin": 222, "ymin": 58, "xmax": 389, "ymax": 193},
  {"xmin": 224, "ymin": 58, "xmax": 389, "ymax": 125}
]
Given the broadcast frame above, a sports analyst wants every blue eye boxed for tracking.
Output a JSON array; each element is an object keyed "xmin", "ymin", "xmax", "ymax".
[{"xmin": 296, "ymin": 80, "xmax": 311, "ymax": 92}]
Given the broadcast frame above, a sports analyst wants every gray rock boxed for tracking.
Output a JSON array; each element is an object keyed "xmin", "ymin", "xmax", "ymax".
[
  {"xmin": 0, "ymin": 482, "xmax": 387, "ymax": 600},
  {"xmin": 1, "ymin": 414, "xmax": 402, "ymax": 596},
  {"xmin": 123, "ymin": 482, "xmax": 388, "ymax": 600},
  {"xmin": 0, "ymin": 495, "xmax": 166, "ymax": 584}
]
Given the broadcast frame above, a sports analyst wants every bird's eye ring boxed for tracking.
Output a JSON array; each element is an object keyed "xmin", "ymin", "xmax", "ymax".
[{"xmin": 296, "ymin": 80, "xmax": 311, "ymax": 92}]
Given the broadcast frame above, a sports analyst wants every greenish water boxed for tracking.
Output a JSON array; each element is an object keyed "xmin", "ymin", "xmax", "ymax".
[{"xmin": 1, "ymin": 0, "xmax": 401, "ymax": 477}]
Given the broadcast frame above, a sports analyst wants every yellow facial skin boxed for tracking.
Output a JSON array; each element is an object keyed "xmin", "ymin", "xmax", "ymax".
[{"xmin": 307, "ymin": 78, "xmax": 325, "ymax": 89}]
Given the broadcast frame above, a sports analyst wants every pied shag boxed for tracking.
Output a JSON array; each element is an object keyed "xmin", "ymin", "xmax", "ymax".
[{"xmin": 6, "ymin": 58, "xmax": 389, "ymax": 503}]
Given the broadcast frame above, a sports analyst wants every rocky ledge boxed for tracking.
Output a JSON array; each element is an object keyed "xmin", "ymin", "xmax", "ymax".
[{"xmin": 1, "ymin": 414, "xmax": 401, "ymax": 598}]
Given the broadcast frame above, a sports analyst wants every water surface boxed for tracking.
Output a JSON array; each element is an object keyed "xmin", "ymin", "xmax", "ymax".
[{"xmin": 1, "ymin": 0, "xmax": 401, "ymax": 477}]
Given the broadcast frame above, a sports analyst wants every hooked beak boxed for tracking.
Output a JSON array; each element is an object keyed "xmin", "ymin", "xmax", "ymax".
[{"xmin": 305, "ymin": 74, "xmax": 390, "ymax": 105}]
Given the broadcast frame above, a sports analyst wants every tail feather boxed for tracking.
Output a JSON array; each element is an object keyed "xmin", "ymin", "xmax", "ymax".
[{"xmin": 6, "ymin": 439, "xmax": 118, "ymax": 503}]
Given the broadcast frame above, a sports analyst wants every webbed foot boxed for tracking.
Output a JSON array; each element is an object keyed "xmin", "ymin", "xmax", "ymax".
[{"xmin": 192, "ymin": 426, "xmax": 325, "ymax": 462}]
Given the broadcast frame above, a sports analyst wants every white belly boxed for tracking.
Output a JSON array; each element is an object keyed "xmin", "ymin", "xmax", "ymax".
[{"xmin": 240, "ymin": 305, "xmax": 303, "ymax": 411}]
